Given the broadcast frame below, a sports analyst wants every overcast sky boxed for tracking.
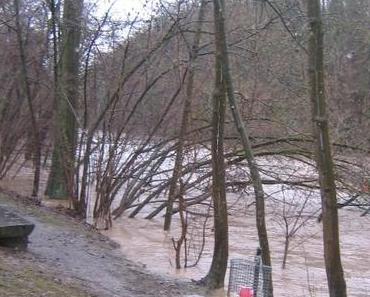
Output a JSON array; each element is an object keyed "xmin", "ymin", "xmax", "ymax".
[{"xmin": 96, "ymin": 0, "xmax": 158, "ymax": 19}]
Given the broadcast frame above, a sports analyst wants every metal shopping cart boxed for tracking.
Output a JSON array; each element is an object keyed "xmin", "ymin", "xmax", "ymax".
[{"xmin": 228, "ymin": 249, "xmax": 272, "ymax": 297}]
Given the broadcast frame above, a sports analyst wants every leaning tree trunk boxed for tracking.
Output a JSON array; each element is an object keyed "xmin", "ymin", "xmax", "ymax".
[
  {"xmin": 164, "ymin": 0, "xmax": 207, "ymax": 231},
  {"xmin": 45, "ymin": 0, "xmax": 83, "ymax": 210},
  {"xmin": 198, "ymin": 0, "xmax": 229, "ymax": 290},
  {"xmin": 212, "ymin": 0, "xmax": 273, "ymax": 295},
  {"xmin": 307, "ymin": 0, "xmax": 347, "ymax": 296}
]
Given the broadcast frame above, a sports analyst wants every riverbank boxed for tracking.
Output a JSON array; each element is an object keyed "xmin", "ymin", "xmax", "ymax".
[{"xmin": 0, "ymin": 191, "xmax": 206, "ymax": 297}]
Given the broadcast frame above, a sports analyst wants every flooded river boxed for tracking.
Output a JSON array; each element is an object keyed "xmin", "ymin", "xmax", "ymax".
[
  {"xmin": 104, "ymin": 199, "xmax": 370, "ymax": 297},
  {"xmin": 2, "ymin": 164, "xmax": 369, "ymax": 296}
]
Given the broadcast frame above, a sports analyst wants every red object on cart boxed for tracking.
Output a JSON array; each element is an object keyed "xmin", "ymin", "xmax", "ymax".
[{"xmin": 239, "ymin": 287, "xmax": 254, "ymax": 297}]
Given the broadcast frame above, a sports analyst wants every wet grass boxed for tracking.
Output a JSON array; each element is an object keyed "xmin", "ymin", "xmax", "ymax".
[
  {"xmin": 0, "ymin": 255, "xmax": 92, "ymax": 297},
  {"xmin": 0, "ymin": 193, "xmax": 92, "ymax": 296}
]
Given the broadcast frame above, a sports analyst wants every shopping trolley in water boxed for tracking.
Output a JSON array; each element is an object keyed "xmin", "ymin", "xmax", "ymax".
[{"xmin": 227, "ymin": 248, "xmax": 272, "ymax": 297}]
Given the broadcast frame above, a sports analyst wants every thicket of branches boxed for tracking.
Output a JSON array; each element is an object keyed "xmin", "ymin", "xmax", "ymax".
[{"xmin": 0, "ymin": 0, "xmax": 369, "ymax": 294}]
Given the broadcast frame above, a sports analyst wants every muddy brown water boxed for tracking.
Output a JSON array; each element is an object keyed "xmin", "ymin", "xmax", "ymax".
[
  {"xmin": 1, "ymin": 165, "xmax": 370, "ymax": 297},
  {"xmin": 103, "ymin": 203, "xmax": 370, "ymax": 297}
]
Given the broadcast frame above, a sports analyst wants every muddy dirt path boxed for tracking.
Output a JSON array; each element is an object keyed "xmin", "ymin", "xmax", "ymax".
[{"xmin": 0, "ymin": 192, "xmax": 206, "ymax": 297}]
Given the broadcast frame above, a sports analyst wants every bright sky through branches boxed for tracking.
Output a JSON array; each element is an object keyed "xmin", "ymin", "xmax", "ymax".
[{"xmin": 96, "ymin": 0, "xmax": 158, "ymax": 19}]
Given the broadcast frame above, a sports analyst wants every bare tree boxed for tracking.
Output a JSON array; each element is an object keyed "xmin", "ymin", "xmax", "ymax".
[
  {"xmin": 13, "ymin": 0, "xmax": 42, "ymax": 199},
  {"xmin": 164, "ymin": 0, "xmax": 207, "ymax": 230},
  {"xmin": 307, "ymin": 0, "xmax": 347, "ymax": 296},
  {"xmin": 45, "ymin": 0, "xmax": 84, "ymax": 209},
  {"xmin": 197, "ymin": 0, "xmax": 229, "ymax": 290}
]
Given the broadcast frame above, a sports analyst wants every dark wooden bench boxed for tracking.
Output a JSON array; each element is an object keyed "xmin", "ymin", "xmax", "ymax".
[{"xmin": 0, "ymin": 206, "xmax": 35, "ymax": 249}]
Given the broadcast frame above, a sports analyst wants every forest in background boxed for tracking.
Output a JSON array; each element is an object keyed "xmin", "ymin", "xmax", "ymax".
[{"xmin": 0, "ymin": 0, "xmax": 369, "ymax": 296}]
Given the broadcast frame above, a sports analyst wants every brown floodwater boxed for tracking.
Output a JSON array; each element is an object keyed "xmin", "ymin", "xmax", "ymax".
[
  {"xmin": 103, "ymin": 201, "xmax": 370, "ymax": 297},
  {"xmin": 2, "ymin": 164, "xmax": 369, "ymax": 296}
]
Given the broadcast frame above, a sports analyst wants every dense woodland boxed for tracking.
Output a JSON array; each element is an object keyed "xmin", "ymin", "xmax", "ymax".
[{"xmin": 0, "ymin": 0, "xmax": 369, "ymax": 296}]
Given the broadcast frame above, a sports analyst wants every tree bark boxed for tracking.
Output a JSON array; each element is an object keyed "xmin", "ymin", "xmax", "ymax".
[
  {"xmin": 198, "ymin": 0, "xmax": 229, "ymax": 289},
  {"xmin": 217, "ymin": 0, "xmax": 273, "ymax": 267},
  {"xmin": 307, "ymin": 0, "xmax": 347, "ymax": 296},
  {"xmin": 212, "ymin": 0, "xmax": 273, "ymax": 295},
  {"xmin": 45, "ymin": 0, "xmax": 83, "ymax": 208},
  {"xmin": 14, "ymin": 0, "xmax": 41, "ymax": 199}
]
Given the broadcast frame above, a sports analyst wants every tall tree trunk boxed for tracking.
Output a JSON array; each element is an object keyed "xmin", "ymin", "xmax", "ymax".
[
  {"xmin": 45, "ymin": 0, "xmax": 83, "ymax": 208},
  {"xmin": 212, "ymin": 0, "xmax": 273, "ymax": 295},
  {"xmin": 198, "ymin": 0, "xmax": 229, "ymax": 289},
  {"xmin": 14, "ymin": 0, "xmax": 41, "ymax": 199},
  {"xmin": 307, "ymin": 1, "xmax": 347, "ymax": 296},
  {"xmin": 164, "ymin": 0, "xmax": 207, "ymax": 231}
]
